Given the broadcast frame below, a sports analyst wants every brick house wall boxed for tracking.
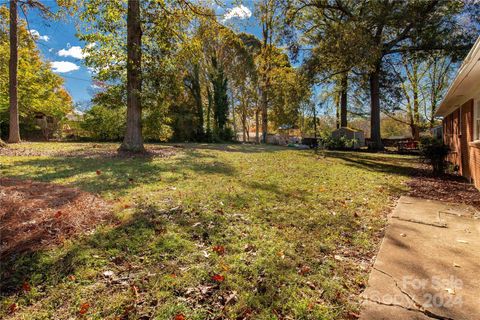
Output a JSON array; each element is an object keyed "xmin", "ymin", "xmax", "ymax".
[{"xmin": 443, "ymin": 99, "xmax": 480, "ymax": 189}]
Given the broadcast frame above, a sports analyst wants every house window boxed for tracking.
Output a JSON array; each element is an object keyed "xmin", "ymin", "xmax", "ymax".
[{"xmin": 476, "ymin": 100, "xmax": 480, "ymax": 141}]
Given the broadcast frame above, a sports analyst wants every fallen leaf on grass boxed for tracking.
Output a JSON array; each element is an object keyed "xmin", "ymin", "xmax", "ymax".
[
  {"xmin": 299, "ymin": 265, "xmax": 311, "ymax": 276},
  {"xmin": 102, "ymin": 270, "xmax": 114, "ymax": 278},
  {"xmin": 212, "ymin": 274, "xmax": 225, "ymax": 282},
  {"xmin": 174, "ymin": 314, "xmax": 186, "ymax": 320},
  {"xmin": 8, "ymin": 303, "xmax": 18, "ymax": 314},
  {"xmin": 220, "ymin": 262, "xmax": 230, "ymax": 272},
  {"xmin": 131, "ymin": 284, "xmax": 139, "ymax": 299},
  {"xmin": 22, "ymin": 281, "xmax": 31, "ymax": 292},
  {"xmin": 212, "ymin": 245, "xmax": 225, "ymax": 255},
  {"xmin": 79, "ymin": 302, "xmax": 90, "ymax": 315},
  {"xmin": 306, "ymin": 281, "xmax": 316, "ymax": 290}
]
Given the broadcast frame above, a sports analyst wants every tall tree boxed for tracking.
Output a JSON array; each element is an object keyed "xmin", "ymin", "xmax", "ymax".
[
  {"xmin": 255, "ymin": 0, "xmax": 281, "ymax": 143},
  {"xmin": 8, "ymin": 0, "xmax": 19, "ymax": 143},
  {"xmin": 288, "ymin": 0, "xmax": 478, "ymax": 150},
  {"xmin": 1, "ymin": 3, "xmax": 70, "ymax": 142},
  {"xmin": 339, "ymin": 73, "xmax": 347, "ymax": 127},
  {"xmin": 120, "ymin": 0, "xmax": 144, "ymax": 152},
  {"xmin": 7, "ymin": 0, "xmax": 51, "ymax": 143}
]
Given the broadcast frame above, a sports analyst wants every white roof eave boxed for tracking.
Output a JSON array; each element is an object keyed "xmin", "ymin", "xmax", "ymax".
[{"xmin": 435, "ymin": 36, "xmax": 480, "ymax": 117}]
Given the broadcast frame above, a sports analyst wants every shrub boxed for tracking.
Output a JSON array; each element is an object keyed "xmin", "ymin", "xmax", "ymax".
[
  {"xmin": 322, "ymin": 135, "xmax": 358, "ymax": 150},
  {"xmin": 143, "ymin": 107, "xmax": 173, "ymax": 142},
  {"xmin": 419, "ymin": 136, "xmax": 450, "ymax": 175},
  {"xmin": 81, "ymin": 105, "xmax": 126, "ymax": 141}
]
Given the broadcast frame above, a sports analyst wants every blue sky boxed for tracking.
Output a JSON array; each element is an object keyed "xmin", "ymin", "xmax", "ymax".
[{"xmin": 22, "ymin": 2, "xmax": 262, "ymax": 105}]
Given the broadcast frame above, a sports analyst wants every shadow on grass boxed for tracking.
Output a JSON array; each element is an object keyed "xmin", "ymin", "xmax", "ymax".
[
  {"xmin": 2, "ymin": 148, "xmax": 237, "ymax": 195},
  {"xmin": 326, "ymin": 151, "xmax": 425, "ymax": 177},
  {"xmin": 180, "ymin": 143, "xmax": 291, "ymax": 154}
]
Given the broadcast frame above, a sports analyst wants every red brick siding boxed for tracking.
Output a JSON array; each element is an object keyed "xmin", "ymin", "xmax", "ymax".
[
  {"xmin": 443, "ymin": 108, "xmax": 462, "ymax": 172},
  {"xmin": 461, "ymin": 100, "xmax": 473, "ymax": 179},
  {"xmin": 443, "ymin": 99, "xmax": 480, "ymax": 188}
]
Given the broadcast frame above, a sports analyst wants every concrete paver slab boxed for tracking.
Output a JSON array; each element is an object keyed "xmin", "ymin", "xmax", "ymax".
[{"xmin": 360, "ymin": 196, "xmax": 480, "ymax": 320}]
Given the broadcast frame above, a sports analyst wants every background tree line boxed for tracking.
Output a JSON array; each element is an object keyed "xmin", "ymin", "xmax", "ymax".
[{"xmin": 1, "ymin": 0, "xmax": 479, "ymax": 152}]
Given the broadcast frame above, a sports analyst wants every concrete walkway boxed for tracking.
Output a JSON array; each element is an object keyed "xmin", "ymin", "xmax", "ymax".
[{"xmin": 360, "ymin": 196, "xmax": 480, "ymax": 320}]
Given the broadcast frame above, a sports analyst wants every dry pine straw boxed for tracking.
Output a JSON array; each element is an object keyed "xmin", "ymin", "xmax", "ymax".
[{"xmin": 0, "ymin": 178, "xmax": 114, "ymax": 258}]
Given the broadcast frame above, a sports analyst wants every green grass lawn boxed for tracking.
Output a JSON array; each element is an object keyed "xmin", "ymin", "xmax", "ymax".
[{"xmin": 0, "ymin": 142, "xmax": 417, "ymax": 319}]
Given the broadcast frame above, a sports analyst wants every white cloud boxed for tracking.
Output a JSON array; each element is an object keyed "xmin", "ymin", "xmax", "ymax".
[
  {"xmin": 50, "ymin": 61, "xmax": 80, "ymax": 73},
  {"xmin": 222, "ymin": 5, "xmax": 252, "ymax": 22},
  {"xmin": 29, "ymin": 29, "xmax": 49, "ymax": 41},
  {"xmin": 58, "ymin": 46, "xmax": 87, "ymax": 59}
]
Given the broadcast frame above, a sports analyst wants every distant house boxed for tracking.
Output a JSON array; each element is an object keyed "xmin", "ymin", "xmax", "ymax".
[
  {"xmin": 435, "ymin": 36, "xmax": 480, "ymax": 188},
  {"xmin": 331, "ymin": 127, "xmax": 365, "ymax": 149},
  {"xmin": 62, "ymin": 109, "xmax": 85, "ymax": 138}
]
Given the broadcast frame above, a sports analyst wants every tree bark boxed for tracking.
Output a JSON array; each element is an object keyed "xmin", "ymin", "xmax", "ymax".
[
  {"xmin": 335, "ymin": 93, "xmax": 340, "ymax": 129},
  {"xmin": 8, "ymin": 0, "xmax": 20, "ymax": 143},
  {"xmin": 241, "ymin": 104, "xmax": 247, "ymax": 142},
  {"xmin": 410, "ymin": 124, "xmax": 420, "ymax": 140},
  {"xmin": 231, "ymin": 94, "xmax": 237, "ymax": 141},
  {"xmin": 261, "ymin": 86, "xmax": 268, "ymax": 143},
  {"xmin": 340, "ymin": 74, "xmax": 348, "ymax": 128},
  {"xmin": 120, "ymin": 0, "xmax": 144, "ymax": 152},
  {"xmin": 255, "ymin": 107, "xmax": 260, "ymax": 144},
  {"xmin": 369, "ymin": 66, "xmax": 383, "ymax": 151},
  {"xmin": 192, "ymin": 64, "xmax": 204, "ymax": 141},
  {"xmin": 206, "ymin": 87, "xmax": 212, "ymax": 140}
]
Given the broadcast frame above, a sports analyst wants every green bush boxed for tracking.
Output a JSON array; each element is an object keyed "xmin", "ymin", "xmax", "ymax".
[
  {"xmin": 322, "ymin": 135, "xmax": 358, "ymax": 150},
  {"xmin": 143, "ymin": 107, "xmax": 173, "ymax": 142},
  {"xmin": 81, "ymin": 105, "xmax": 126, "ymax": 141},
  {"xmin": 419, "ymin": 136, "xmax": 450, "ymax": 175}
]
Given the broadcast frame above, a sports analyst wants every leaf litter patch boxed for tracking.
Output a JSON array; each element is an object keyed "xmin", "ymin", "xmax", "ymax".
[
  {"xmin": 0, "ymin": 178, "xmax": 115, "ymax": 257},
  {"xmin": 406, "ymin": 169, "xmax": 480, "ymax": 209}
]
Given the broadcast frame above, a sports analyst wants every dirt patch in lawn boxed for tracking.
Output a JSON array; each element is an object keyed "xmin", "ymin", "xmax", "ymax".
[
  {"xmin": 406, "ymin": 168, "xmax": 480, "ymax": 209},
  {"xmin": 0, "ymin": 178, "xmax": 115, "ymax": 258},
  {"xmin": 0, "ymin": 143, "xmax": 178, "ymax": 158}
]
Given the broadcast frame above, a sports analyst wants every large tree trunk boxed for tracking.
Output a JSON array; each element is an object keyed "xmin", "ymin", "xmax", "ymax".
[
  {"xmin": 369, "ymin": 66, "xmax": 383, "ymax": 151},
  {"xmin": 261, "ymin": 87, "xmax": 268, "ymax": 143},
  {"xmin": 192, "ymin": 64, "xmax": 204, "ymax": 141},
  {"xmin": 206, "ymin": 87, "xmax": 212, "ymax": 140},
  {"xmin": 340, "ymin": 74, "xmax": 348, "ymax": 128},
  {"xmin": 335, "ymin": 93, "xmax": 340, "ymax": 129},
  {"xmin": 8, "ymin": 0, "xmax": 20, "ymax": 143},
  {"xmin": 231, "ymin": 94, "xmax": 237, "ymax": 141},
  {"xmin": 255, "ymin": 107, "xmax": 260, "ymax": 144},
  {"xmin": 241, "ymin": 105, "xmax": 247, "ymax": 142},
  {"xmin": 120, "ymin": 0, "xmax": 144, "ymax": 152},
  {"xmin": 410, "ymin": 124, "xmax": 420, "ymax": 141},
  {"xmin": 429, "ymin": 103, "xmax": 436, "ymax": 129}
]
